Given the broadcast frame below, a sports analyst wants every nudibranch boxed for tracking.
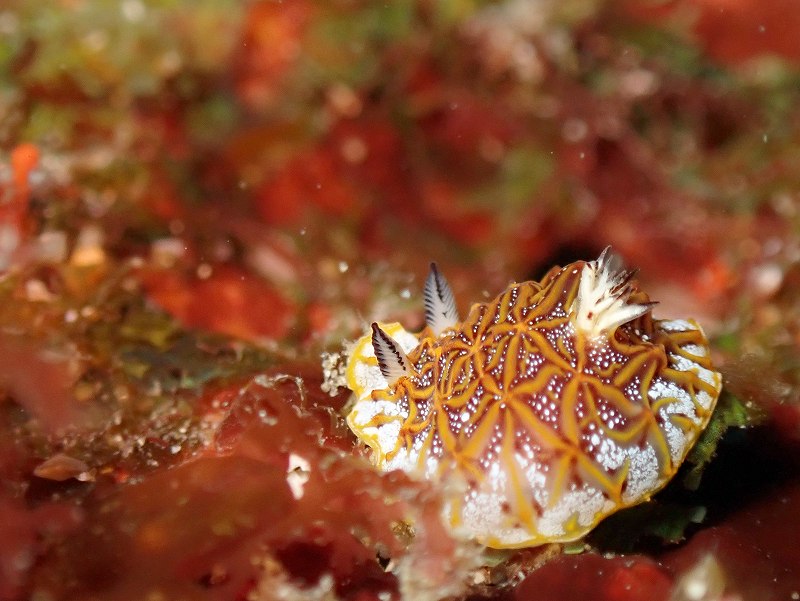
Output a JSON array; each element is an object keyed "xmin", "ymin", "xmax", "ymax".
[{"xmin": 335, "ymin": 249, "xmax": 722, "ymax": 548}]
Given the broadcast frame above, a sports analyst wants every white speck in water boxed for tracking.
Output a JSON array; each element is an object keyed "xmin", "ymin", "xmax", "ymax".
[
  {"xmin": 562, "ymin": 118, "xmax": 588, "ymax": 143},
  {"xmin": 0, "ymin": 11, "xmax": 20, "ymax": 35},
  {"xmin": 82, "ymin": 29, "xmax": 109, "ymax": 52},
  {"xmin": 752, "ymin": 262, "xmax": 783, "ymax": 296},
  {"xmin": 338, "ymin": 261, "xmax": 349, "ymax": 273},
  {"xmin": 196, "ymin": 263, "xmax": 213, "ymax": 279},
  {"xmin": 121, "ymin": 0, "xmax": 146, "ymax": 22}
]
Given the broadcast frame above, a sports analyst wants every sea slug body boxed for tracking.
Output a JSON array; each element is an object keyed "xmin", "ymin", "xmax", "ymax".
[{"xmin": 336, "ymin": 249, "xmax": 722, "ymax": 548}]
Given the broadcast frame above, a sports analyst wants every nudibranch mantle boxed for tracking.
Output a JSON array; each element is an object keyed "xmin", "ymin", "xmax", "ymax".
[{"xmin": 336, "ymin": 250, "xmax": 722, "ymax": 549}]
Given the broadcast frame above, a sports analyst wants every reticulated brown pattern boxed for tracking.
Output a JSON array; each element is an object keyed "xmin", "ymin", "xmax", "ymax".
[{"xmin": 365, "ymin": 262, "xmax": 720, "ymax": 546}]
